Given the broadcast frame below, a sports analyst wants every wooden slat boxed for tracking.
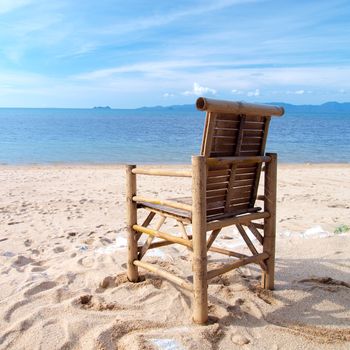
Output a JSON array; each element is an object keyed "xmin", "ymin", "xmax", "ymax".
[
  {"xmin": 240, "ymin": 144, "xmax": 262, "ymax": 152},
  {"xmin": 208, "ymin": 169, "xmax": 230, "ymax": 177},
  {"xmin": 239, "ymin": 150, "xmax": 263, "ymax": 156},
  {"xmin": 206, "ymin": 207, "xmax": 261, "ymax": 222},
  {"xmin": 207, "ymin": 189, "xmax": 227, "ymax": 197},
  {"xmin": 230, "ymin": 197, "xmax": 251, "ymax": 205},
  {"xmin": 206, "ymin": 212, "xmax": 269, "ymax": 231},
  {"xmin": 235, "ymin": 173, "xmax": 256, "ymax": 180},
  {"xmin": 207, "ymin": 207, "xmax": 225, "ymax": 216},
  {"xmin": 236, "ymin": 166, "xmax": 257, "ymax": 174},
  {"xmin": 207, "ymin": 176, "xmax": 230, "ymax": 184},
  {"xmin": 230, "ymin": 178, "xmax": 254, "ymax": 187},
  {"xmin": 231, "ymin": 184, "xmax": 253, "ymax": 192},
  {"xmin": 213, "ymin": 128, "xmax": 239, "ymax": 137},
  {"xmin": 243, "ymin": 129, "xmax": 264, "ymax": 136},
  {"xmin": 215, "ymin": 120, "xmax": 240, "ymax": 128},
  {"xmin": 243, "ymin": 121, "xmax": 265, "ymax": 130},
  {"xmin": 228, "ymin": 203, "xmax": 250, "ymax": 212},
  {"xmin": 207, "ymin": 182, "xmax": 229, "ymax": 191},
  {"xmin": 207, "ymin": 201, "xmax": 225, "ymax": 210},
  {"xmin": 243, "ymin": 136, "xmax": 263, "ymax": 143},
  {"xmin": 207, "ymin": 195, "xmax": 226, "ymax": 204},
  {"xmin": 212, "ymin": 144, "xmax": 237, "ymax": 152}
]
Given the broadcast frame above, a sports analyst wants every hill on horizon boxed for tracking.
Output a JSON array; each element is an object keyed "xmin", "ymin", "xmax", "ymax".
[{"xmin": 135, "ymin": 101, "xmax": 350, "ymax": 114}]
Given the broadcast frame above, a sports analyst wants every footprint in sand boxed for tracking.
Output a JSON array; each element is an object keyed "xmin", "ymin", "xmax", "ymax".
[
  {"xmin": 23, "ymin": 281, "xmax": 57, "ymax": 297},
  {"xmin": 298, "ymin": 276, "xmax": 350, "ymax": 291},
  {"xmin": 53, "ymin": 246, "xmax": 65, "ymax": 253},
  {"xmin": 12, "ymin": 255, "xmax": 34, "ymax": 267}
]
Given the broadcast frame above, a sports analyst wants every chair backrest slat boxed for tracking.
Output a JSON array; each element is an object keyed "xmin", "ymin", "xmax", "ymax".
[{"xmin": 198, "ymin": 97, "xmax": 284, "ymax": 220}]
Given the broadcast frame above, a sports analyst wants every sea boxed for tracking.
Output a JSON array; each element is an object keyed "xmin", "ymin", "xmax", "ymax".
[{"xmin": 0, "ymin": 106, "xmax": 349, "ymax": 164}]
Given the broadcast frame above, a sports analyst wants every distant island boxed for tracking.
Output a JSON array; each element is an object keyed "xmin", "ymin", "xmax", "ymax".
[{"xmin": 93, "ymin": 106, "xmax": 111, "ymax": 110}]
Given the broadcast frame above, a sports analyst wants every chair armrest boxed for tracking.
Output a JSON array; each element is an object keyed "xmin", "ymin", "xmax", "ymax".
[
  {"xmin": 131, "ymin": 167, "xmax": 192, "ymax": 177},
  {"xmin": 133, "ymin": 196, "xmax": 192, "ymax": 212}
]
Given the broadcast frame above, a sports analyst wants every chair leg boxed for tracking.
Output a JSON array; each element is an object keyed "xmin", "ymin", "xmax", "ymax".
[
  {"xmin": 126, "ymin": 165, "xmax": 138, "ymax": 282},
  {"xmin": 262, "ymin": 153, "xmax": 277, "ymax": 290},
  {"xmin": 192, "ymin": 156, "xmax": 208, "ymax": 324}
]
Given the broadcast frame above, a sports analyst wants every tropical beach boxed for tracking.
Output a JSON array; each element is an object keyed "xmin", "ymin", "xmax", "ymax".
[
  {"xmin": 1, "ymin": 0, "xmax": 350, "ymax": 349},
  {"xmin": 0, "ymin": 164, "xmax": 349, "ymax": 349}
]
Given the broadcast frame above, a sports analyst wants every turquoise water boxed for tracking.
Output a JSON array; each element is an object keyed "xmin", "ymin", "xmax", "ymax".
[{"xmin": 0, "ymin": 107, "xmax": 349, "ymax": 164}]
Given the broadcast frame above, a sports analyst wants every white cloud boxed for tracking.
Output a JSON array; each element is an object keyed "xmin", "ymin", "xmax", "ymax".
[
  {"xmin": 163, "ymin": 92, "xmax": 175, "ymax": 98},
  {"xmin": 0, "ymin": 0, "xmax": 31, "ymax": 14},
  {"xmin": 247, "ymin": 88, "xmax": 260, "ymax": 97},
  {"xmin": 183, "ymin": 82, "xmax": 216, "ymax": 96},
  {"xmin": 231, "ymin": 89, "xmax": 244, "ymax": 94},
  {"xmin": 287, "ymin": 89, "xmax": 312, "ymax": 95}
]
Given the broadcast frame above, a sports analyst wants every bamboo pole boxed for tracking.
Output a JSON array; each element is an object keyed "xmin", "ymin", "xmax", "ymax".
[
  {"xmin": 143, "ymin": 234, "xmax": 193, "ymax": 250},
  {"xmin": 247, "ymin": 223, "xmax": 264, "ymax": 245},
  {"xmin": 206, "ymin": 229, "xmax": 221, "ymax": 250},
  {"xmin": 253, "ymin": 222, "xmax": 264, "ymax": 230},
  {"xmin": 191, "ymin": 155, "xmax": 208, "ymax": 324},
  {"xmin": 134, "ymin": 260, "xmax": 193, "ymax": 291},
  {"xmin": 132, "ymin": 168, "xmax": 192, "ymax": 177},
  {"xmin": 177, "ymin": 221, "xmax": 192, "ymax": 252},
  {"xmin": 196, "ymin": 97, "xmax": 285, "ymax": 117},
  {"xmin": 208, "ymin": 246, "xmax": 247, "ymax": 259},
  {"xmin": 262, "ymin": 153, "xmax": 277, "ymax": 290},
  {"xmin": 126, "ymin": 165, "xmax": 138, "ymax": 282},
  {"xmin": 206, "ymin": 211, "xmax": 270, "ymax": 231},
  {"xmin": 135, "ymin": 212, "xmax": 155, "ymax": 241},
  {"xmin": 133, "ymin": 196, "xmax": 192, "ymax": 212},
  {"xmin": 139, "ymin": 216, "xmax": 166, "ymax": 259},
  {"xmin": 236, "ymin": 224, "xmax": 267, "ymax": 271},
  {"xmin": 207, "ymin": 252, "xmax": 269, "ymax": 280},
  {"xmin": 133, "ymin": 225, "xmax": 192, "ymax": 248}
]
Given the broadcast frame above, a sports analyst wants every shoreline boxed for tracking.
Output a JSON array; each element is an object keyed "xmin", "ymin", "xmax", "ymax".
[{"xmin": 1, "ymin": 162, "xmax": 350, "ymax": 168}]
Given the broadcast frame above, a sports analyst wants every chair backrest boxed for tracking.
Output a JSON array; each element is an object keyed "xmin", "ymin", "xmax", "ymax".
[{"xmin": 196, "ymin": 97, "xmax": 284, "ymax": 221}]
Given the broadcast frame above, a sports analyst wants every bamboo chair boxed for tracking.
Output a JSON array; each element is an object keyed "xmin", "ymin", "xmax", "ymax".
[{"xmin": 126, "ymin": 97, "xmax": 284, "ymax": 324}]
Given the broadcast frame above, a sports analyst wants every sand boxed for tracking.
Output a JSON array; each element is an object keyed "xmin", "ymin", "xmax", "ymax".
[{"xmin": 0, "ymin": 164, "xmax": 349, "ymax": 349}]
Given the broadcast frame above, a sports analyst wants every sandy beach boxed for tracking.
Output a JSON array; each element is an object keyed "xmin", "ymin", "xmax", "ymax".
[{"xmin": 0, "ymin": 164, "xmax": 349, "ymax": 349}]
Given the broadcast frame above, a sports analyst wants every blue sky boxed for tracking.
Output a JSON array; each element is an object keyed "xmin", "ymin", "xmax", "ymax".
[{"xmin": 0, "ymin": 0, "xmax": 349, "ymax": 107}]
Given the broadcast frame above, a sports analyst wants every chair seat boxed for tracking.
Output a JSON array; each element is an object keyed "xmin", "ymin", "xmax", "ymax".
[
  {"xmin": 138, "ymin": 197, "xmax": 192, "ymax": 221},
  {"xmin": 138, "ymin": 197, "xmax": 261, "ymax": 223}
]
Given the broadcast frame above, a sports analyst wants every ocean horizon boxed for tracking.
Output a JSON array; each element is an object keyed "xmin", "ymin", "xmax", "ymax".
[{"xmin": 0, "ymin": 104, "xmax": 349, "ymax": 164}]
